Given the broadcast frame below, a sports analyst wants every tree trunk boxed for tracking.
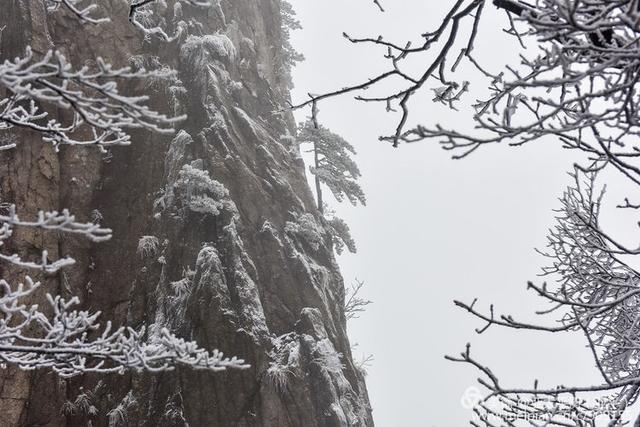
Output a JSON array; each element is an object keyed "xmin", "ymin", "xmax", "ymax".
[{"xmin": 314, "ymin": 142, "xmax": 324, "ymax": 214}]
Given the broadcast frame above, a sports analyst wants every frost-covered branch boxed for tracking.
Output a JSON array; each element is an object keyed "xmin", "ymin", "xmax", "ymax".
[
  {"xmin": 290, "ymin": 0, "xmax": 487, "ymax": 146},
  {"xmin": 45, "ymin": 0, "xmax": 212, "ymax": 42},
  {"xmin": 447, "ymin": 344, "xmax": 636, "ymax": 425},
  {"xmin": 0, "ymin": 276, "xmax": 248, "ymax": 377},
  {"xmin": 44, "ymin": 0, "xmax": 109, "ymax": 24},
  {"xmin": 0, "ymin": 204, "xmax": 247, "ymax": 376},
  {"xmin": 0, "ymin": 48, "xmax": 183, "ymax": 151},
  {"xmin": 291, "ymin": 0, "xmax": 640, "ymax": 179},
  {"xmin": 326, "ymin": 215, "xmax": 357, "ymax": 255},
  {"xmin": 128, "ymin": 0, "xmax": 211, "ymax": 42},
  {"xmin": 451, "ymin": 170, "xmax": 640, "ymax": 425},
  {"xmin": 0, "ymin": 204, "xmax": 111, "ymax": 273},
  {"xmin": 344, "ymin": 280, "xmax": 372, "ymax": 320},
  {"xmin": 0, "ymin": 204, "xmax": 111, "ymax": 243}
]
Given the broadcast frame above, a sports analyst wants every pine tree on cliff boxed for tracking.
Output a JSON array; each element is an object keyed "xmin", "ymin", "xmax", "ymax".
[
  {"xmin": 297, "ymin": 119, "xmax": 365, "ymax": 254},
  {"xmin": 298, "ymin": 119, "xmax": 366, "ymax": 214}
]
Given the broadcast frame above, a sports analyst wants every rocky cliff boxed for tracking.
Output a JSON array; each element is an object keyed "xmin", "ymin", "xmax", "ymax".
[{"xmin": 0, "ymin": 1, "xmax": 373, "ymax": 425}]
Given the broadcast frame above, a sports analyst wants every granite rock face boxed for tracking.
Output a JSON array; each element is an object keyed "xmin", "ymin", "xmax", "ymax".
[{"xmin": 0, "ymin": 1, "xmax": 373, "ymax": 425}]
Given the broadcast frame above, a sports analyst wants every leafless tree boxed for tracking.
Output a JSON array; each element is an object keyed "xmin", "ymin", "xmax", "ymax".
[
  {"xmin": 290, "ymin": 0, "xmax": 640, "ymax": 424},
  {"xmin": 449, "ymin": 170, "xmax": 640, "ymax": 425},
  {"xmin": 344, "ymin": 279, "xmax": 372, "ymax": 321}
]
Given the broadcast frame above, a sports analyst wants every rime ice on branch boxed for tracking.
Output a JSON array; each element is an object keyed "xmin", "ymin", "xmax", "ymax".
[
  {"xmin": 0, "ymin": 277, "xmax": 248, "ymax": 377},
  {"xmin": 0, "ymin": 2, "xmax": 248, "ymax": 375},
  {"xmin": 291, "ymin": 1, "xmax": 640, "ymax": 424},
  {"xmin": 0, "ymin": 48, "xmax": 183, "ymax": 151},
  {"xmin": 0, "ymin": 205, "xmax": 111, "ymax": 272},
  {"xmin": 46, "ymin": 0, "xmax": 213, "ymax": 42},
  {"xmin": 291, "ymin": 0, "xmax": 640, "ymax": 171},
  {"xmin": 0, "ymin": 203, "xmax": 248, "ymax": 376},
  {"xmin": 448, "ymin": 173, "xmax": 640, "ymax": 425},
  {"xmin": 44, "ymin": 0, "xmax": 109, "ymax": 23}
]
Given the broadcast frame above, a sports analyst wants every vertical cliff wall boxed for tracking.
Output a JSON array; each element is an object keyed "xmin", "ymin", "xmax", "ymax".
[{"xmin": 0, "ymin": 1, "xmax": 373, "ymax": 425}]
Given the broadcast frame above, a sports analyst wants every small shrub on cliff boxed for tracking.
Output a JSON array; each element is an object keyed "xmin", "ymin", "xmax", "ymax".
[
  {"xmin": 174, "ymin": 164, "xmax": 230, "ymax": 217},
  {"xmin": 137, "ymin": 235, "xmax": 160, "ymax": 259},
  {"xmin": 285, "ymin": 212, "xmax": 323, "ymax": 251},
  {"xmin": 325, "ymin": 212, "xmax": 356, "ymax": 255}
]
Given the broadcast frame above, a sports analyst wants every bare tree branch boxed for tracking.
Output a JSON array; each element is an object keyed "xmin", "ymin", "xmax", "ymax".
[{"xmin": 0, "ymin": 48, "xmax": 183, "ymax": 151}]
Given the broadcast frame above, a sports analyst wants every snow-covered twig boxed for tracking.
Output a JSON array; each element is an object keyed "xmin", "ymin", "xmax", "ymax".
[
  {"xmin": 45, "ymin": 0, "xmax": 109, "ymax": 24},
  {"xmin": 451, "ymin": 170, "xmax": 640, "ymax": 425},
  {"xmin": 128, "ymin": 0, "xmax": 211, "ymax": 42},
  {"xmin": 0, "ymin": 276, "xmax": 249, "ymax": 377},
  {"xmin": 0, "ymin": 204, "xmax": 248, "ymax": 375},
  {"xmin": 0, "ymin": 47, "xmax": 183, "ymax": 151},
  {"xmin": 0, "ymin": 204, "xmax": 111, "ymax": 273},
  {"xmin": 45, "ymin": 0, "xmax": 212, "ymax": 42},
  {"xmin": 344, "ymin": 280, "xmax": 371, "ymax": 320},
  {"xmin": 0, "ymin": 204, "xmax": 112, "ymax": 243}
]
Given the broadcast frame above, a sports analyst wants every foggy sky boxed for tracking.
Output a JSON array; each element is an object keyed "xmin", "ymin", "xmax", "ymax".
[{"xmin": 288, "ymin": 1, "xmax": 611, "ymax": 426}]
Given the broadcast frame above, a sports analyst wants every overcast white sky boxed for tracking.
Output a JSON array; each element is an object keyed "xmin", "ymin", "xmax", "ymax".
[{"xmin": 287, "ymin": 1, "xmax": 636, "ymax": 426}]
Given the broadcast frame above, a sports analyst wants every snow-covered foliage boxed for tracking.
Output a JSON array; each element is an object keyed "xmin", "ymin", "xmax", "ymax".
[
  {"xmin": 173, "ymin": 164, "xmax": 230, "ymax": 217},
  {"xmin": 277, "ymin": 1, "xmax": 304, "ymax": 88},
  {"xmin": 61, "ymin": 386, "xmax": 100, "ymax": 417},
  {"xmin": 311, "ymin": 338, "xmax": 344, "ymax": 375},
  {"xmin": 181, "ymin": 34, "xmax": 237, "ymax": 65},
  {"xmin": 298, "ymin": 120, "xmax": 366, "ymax": 207},
  {"xmin": 179, "ymin": 33, "xmax": 237, "ymax": 94},
  {"xmin": 155, "ymin": 157, "xmax": 232, "ymax": 219},
  {"xmin": 161, "ymin": 266, "xmax": 194, "ymax": 331},
  {"xmin": 280, "ymin": 131, "xmax": 300, "ymax": 158},
  {"xmin": 45, "ymin": 0, "xmax": 211, "ymax": 42},
  {"xmin": 0, "ymin": 145, "xmax": 244, "ymax": 379},
  {"xmin": 160, "ymin": 396, "xmax": 189, "ymax": 425},
  {"xmin": 285, "ymin": 212, "xmax": 323, "ymax": 251},
  {"xmin": 170, "ymin": 268, "xmax": 194, "ymax": 302},
  {"xmin": 137, "ymin": 235, "xmax": 160, "ymax": 259},
  {"xmin": 0, "ymin": 48, "xmax": 183, "ymax": 151},
  {"xmin": 0, "ymin": 204, "xmax": 111, "ymax": 272},
  {"xmin": 0, "ymin": 275, "xmax": 248, "ymax": 376},
  {"xmin": 107, "ymin": 391, "xmax": 136, "ymax": 427},
  {"xmin": 128, "ymin": 55, "xmax": 180, "ymax": 92},
  {"xmin": 325, "ymin": 214, "xmax": 356, "ymax": 255},
  {"xmin": 265, "ymin": 363, "xmax": 294, "ymax": 394},
  {"xmin": 296, "ymin": 121, "xmax": 364, "ymax": 256},
  {"xmin": 266, "ymin": 333, "xmax": 300, "ymax": 394}
]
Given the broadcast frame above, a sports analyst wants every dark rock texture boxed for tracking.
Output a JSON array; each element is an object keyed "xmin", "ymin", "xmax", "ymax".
[{"xmin": 0, "ymin": 1, "xmax": 373, "ymax": 425}]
